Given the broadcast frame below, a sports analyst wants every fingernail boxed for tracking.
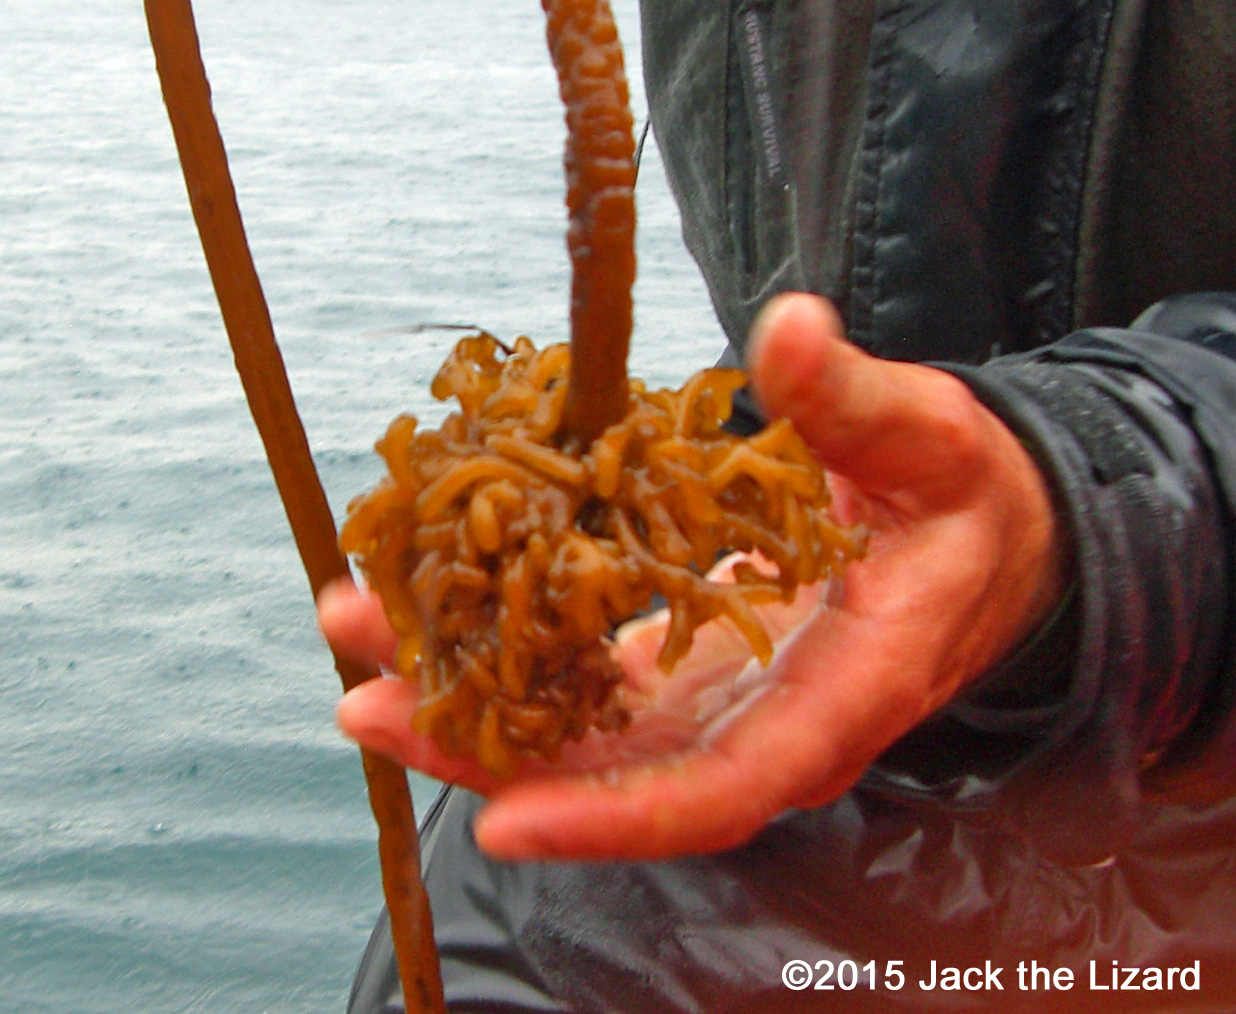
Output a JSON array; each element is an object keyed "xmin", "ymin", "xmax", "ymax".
[{"xmin": 749, "ymin": 293, "xmax": 796, "ymax": 352}]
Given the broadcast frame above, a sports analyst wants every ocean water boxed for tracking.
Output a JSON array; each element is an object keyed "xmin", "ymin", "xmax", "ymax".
[{"xmin": 0, "ymin": 2, "xmax": 721, "ymax": 1011}]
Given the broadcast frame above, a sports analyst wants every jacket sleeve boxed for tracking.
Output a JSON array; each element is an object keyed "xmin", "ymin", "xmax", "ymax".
[{"xmin": 864, "ymin": 292, "xmax": 1236, "ymax": 865}]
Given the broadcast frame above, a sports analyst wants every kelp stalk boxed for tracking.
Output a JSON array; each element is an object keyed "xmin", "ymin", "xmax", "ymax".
[
  {"xmin": 143, "ymin": 2, "xmax": 444, "ymax": 1010},
  {"xmin": 543, "ymin": 0, "xmax": 638, "ymax": 446}
]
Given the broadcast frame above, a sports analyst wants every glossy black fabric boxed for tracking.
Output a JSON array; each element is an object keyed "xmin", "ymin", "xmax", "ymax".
[
  {"xmin": 641, "ymin": 0, "xmax": 1123, "ymax": 363},
  {"xmin": 360, "ymin": 787, "xmax": 1236, "ymax": 1013},
  {"xmin": 347, "ymin": 0, "xmax": 1236, "ymax": 1008}
]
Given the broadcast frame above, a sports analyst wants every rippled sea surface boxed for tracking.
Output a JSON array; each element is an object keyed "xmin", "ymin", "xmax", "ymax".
[{"xmin": 0, "ymin": 2, "xmax": 720, "ymax": 1010}]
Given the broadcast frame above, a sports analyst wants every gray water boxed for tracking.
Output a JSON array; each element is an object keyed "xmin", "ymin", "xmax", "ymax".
[{"xmin": 0, "ymin": 2, "xmax": 722, "ymax": 1010}]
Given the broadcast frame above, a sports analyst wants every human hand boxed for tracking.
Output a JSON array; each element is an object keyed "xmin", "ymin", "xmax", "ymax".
[{"xmin": 319, "ymin": 293, "xmax": 1067, "ymax": 861}]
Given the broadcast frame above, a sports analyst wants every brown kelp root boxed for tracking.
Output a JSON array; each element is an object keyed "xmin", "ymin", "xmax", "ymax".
[{"xmin": 342, "ymin": 333, "xmax": 865, "ymax": 777}]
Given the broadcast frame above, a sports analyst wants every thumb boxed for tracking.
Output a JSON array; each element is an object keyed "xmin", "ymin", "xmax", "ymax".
[{"xmin": 747, "ymin": 293, "xmax": 990, "ymax": 498}]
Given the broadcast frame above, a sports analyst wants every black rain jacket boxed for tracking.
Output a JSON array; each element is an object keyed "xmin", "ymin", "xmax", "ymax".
[{"xmin": 348, "ymin": 1, "xmax": 1236, "ymax": 1010}]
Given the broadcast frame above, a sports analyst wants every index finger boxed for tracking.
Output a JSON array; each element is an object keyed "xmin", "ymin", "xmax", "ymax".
[{"xmin": 317, "ymin": 578, "xmax": 400, "ymax": 671}]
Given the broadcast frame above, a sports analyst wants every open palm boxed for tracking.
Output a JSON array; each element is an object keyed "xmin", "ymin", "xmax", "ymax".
[{"xmin": 319, "ymin": 293, "xmax": 1066, "ymax": 860}]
